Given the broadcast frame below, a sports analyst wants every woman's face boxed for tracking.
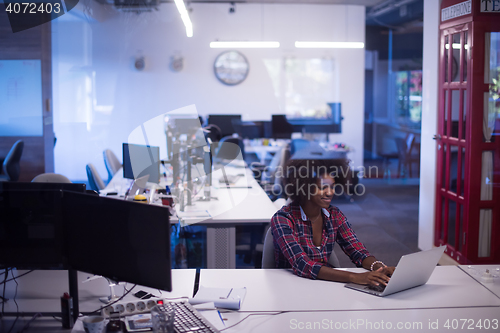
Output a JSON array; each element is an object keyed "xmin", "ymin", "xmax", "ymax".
[{"xmin": 309, "ymin": 174, "xmax": 335, "ymax": 209}]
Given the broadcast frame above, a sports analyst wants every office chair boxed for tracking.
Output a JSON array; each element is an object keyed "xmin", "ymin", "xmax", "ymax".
[
  {"xmin": 261, "ymin": 228, "xmax": 340, "ymax": 269},
  {"xmin": 32, "ymin": 173, "xmax": 72, "ymax": 183},
  {"xmin": 103, "ymin": 149, "xmax": 122, "ymax": 181},
  {"xmin": 261, "ymin": 145, "xmax": 291, "ymax": 200},
  {"xmin": 204, "ymin": 124, "xmax": 222, "ymax": 143},
  {"xmin": 290, "ymin": 139, "xmax": 312, "ymax": 155},
  {"xmin": 0, "ymin": 140, "xmax": 24, "ymax": 182},
  {"xmin": 395, "ymin": 134, "xmax": 420, "ymax": 178},
  {"xmin": 86, "ymin": 163, "xmax": 105, "ymax": 192},
  {"xmin": 215, "ymin": 136, "xmax": 245, "ymax": 161}
]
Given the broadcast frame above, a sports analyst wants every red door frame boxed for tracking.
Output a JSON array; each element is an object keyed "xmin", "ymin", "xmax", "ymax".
[{"xmin": 436, "ymin": 0, "xmax": 500, "ymax": 264}]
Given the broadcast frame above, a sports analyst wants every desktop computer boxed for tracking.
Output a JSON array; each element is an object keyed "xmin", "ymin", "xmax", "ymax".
[
  {"xmin": 62, "ymin": 191, "xmax": 172, "ymax": 292},
  {"xmin": 123, "ymin": 143, "xmax": 160, "ymax": 183},
  {"xmin": 208, "ymin": 115, "xmax": 241, "ymax": 138},
  {"xmin": 0, "ymin": 187, "xmax": 172, "ymax": 321}
]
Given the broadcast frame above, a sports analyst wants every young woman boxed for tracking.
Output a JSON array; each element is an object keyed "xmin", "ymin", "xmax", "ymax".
[{"xmin": 271, "ymin": 159, "xmax": 395, "ymax": 286}]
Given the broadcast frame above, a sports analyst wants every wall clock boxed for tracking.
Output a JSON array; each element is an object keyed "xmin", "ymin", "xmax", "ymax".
[{"xmin": 214, "ymin": 51, "xmax": 249, "ymax": 85}]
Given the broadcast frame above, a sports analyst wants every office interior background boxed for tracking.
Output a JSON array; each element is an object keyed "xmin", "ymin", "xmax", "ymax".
[{"xmin": 0, "ymin": 0, "xmax": 498, "ymax": 268}]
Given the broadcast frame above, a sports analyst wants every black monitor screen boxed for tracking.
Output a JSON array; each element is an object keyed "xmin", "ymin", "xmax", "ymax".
[
  {"xmin": 0, "ymin": 181, "xmax": 86, "ymax": 193},
  {"xmin": 123, "ymin": 143, "xmax": 160, "ymax": 183},
  {"xmin": 0, "ymin": 189, "xmax": 67, "ymax": 269},
  {"xmin": 272, "ymin": 115, "xmax": 294, "ymax": 139},
  {"xmin": 208, "ymin": 115, "xmax": 241, "ymax": 138},
  {"xmin": 63, "ymin": 192, "xmax": 172, "ymax": 292}
]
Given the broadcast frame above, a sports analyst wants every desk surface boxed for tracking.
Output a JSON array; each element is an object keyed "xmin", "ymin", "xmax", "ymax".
[
  {"xmin": 200, "ymin": 267, "xmax": 500, "ymax": 312},
  {"xmin": 179, "ymin": 166, "xmax": 277, "ymax": 225},
  {"xmin": 459, "ymin": 265, "xmax": 500, "ymax": 298},
  {"xmin": 220, "ymin": 306, "xmax": 500, "ymax": 333},
  {"xmin": 104, "ymin": 164, "xmax": 277, "ymax": 226},
  {"xmin": 2, "ymin": 269, "xmax": 196, "ymax": 314},
  {"xmin": 4, "ymin": 266, "xmax": 500, "ymax": 332}
]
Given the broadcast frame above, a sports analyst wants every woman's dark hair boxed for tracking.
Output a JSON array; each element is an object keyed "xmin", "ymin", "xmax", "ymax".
[{"xmin": 283, "ymin": 158, "xmax": 351, "ymax": 203}]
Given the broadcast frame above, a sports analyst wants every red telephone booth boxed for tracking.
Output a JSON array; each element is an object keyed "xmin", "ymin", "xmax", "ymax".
[{"xmin": 436, "ymin": 0, "xmax": 500, "ymax": 264}]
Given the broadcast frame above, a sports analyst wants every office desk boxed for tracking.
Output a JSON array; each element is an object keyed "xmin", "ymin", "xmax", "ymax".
[
  {"xmin": 244, "ymin": 144, "xmax": 283, "ymax": 164},
  {"xmin": 201, "ymin": 267, "xmax": 500, "ymax": 332},
  {"xmin": 178, "ymin": 165, "xmax": 277, "ymax": 268},
  {"xmin": 1, "ymin": 269, "xmax": 196, "ymax": 315},
  {"xmin": 103, "ymin": 164, "xmax": 277, "ymax": 269},
  {"xmin": 219, "ymin": 307, "xmax": 500, "ymax": 333},
  {"xmin": 1, "ymin": 269, "xmax": 196, "ymax": 332},
  {"xmin": 459, "ymin": 265, "xmax": 500, "ymax": 298},
  {"xmin": 200, "ymin": 267, "xmax": 500, "ymax": 312}
]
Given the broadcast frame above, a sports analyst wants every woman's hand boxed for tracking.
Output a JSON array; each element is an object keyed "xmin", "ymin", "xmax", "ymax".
[{"xmin": 351, "ymin": 267, "xmax": 391, "ymax": 286}]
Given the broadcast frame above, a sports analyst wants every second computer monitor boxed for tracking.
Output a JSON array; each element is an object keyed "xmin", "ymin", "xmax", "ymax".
[
  {"xmin": 63, "ymin": 191, "xmax": 172, "ymax": 292},
  {"xmin": 123, "ymin": 143, "xmax": 160, "ymax": 183},
  {"xmin": 208, "ymin": 115, "xmax": 241, "ymax": 138}
]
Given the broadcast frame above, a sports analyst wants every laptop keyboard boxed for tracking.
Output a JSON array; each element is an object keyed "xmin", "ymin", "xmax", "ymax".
[{"xmin": 366, "ymin": 284, "xmax": 386, "ymax": 293}]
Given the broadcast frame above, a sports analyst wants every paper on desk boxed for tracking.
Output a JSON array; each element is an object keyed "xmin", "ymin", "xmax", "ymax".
[{"xmin": 189, "ymin": 286, "xmax": 246, "ymax": 310}]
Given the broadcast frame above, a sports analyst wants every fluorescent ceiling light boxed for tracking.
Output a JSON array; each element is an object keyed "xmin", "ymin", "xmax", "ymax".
[
  {"xmin": 210, "ymin": 41, "xmax": 280, "ymax": 48},
  {"xmin": 295, "ymin": 41, "xmax": 365, "ymax": 49},
  {"xmin": 445, "ymin": 43, "xmax": 468, "ymax": 50},
  {"xmin": 174, "ymin": 0, "xmax": 193, "ymax": 37}
]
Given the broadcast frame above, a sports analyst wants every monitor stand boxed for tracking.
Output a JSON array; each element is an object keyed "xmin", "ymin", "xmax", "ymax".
[{"xmin": 68, "ymin": 269, "xmax": 79, "ymax": 321}]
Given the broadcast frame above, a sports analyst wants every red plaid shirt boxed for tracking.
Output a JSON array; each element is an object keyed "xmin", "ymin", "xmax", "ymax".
[{"xmin": 271, "ymin": 202, "xmax": 371, "ymax": 279}]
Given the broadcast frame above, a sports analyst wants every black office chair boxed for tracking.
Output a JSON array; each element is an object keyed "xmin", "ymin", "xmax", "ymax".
[
  {"xmin": 0, "ymin": 140, "xmax": 24, "ymax": 182},
  {"xmin": 204, "ymin": 124, "xmax": 222, "ymax": 144}
]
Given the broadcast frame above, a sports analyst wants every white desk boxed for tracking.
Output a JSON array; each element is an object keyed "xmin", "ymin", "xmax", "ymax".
[
  {"xmin": 104, "ymin": 163, "xmax": 277, "ymax": 269},
  {"xmin": 459, "ymin": 265, "xmax": 500, "ymax": 298},
  {"xmin": 244, "ymin": 144, "xmax": 283, "ymax": 164},
  {"xmin": 178, "ymin": 165, "xmax": 277, "ymax": 268},
  {"xmin": 219, "ymin": 307, "xmax": 500, "ymax": 333},
  {"xmin": 200, "ymin": 266, "xmax": 500, "ymax": 332},
  {"xmin": 199, "ymin": 267, "xmax": 500, "ymax": 312},
  {"xmin": 1, "ymin": 269, "xmax": 196, "ymax": 315}
]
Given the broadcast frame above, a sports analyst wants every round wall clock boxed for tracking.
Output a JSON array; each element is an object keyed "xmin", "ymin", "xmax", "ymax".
[{"xmin": 214, "ymin": 51, "xmax": 249, "ymax": 85}]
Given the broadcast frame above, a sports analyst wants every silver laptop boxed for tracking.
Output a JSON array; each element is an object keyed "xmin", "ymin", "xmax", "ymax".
[
  {"xmin": 125, "ymin": 174, "xmax": 150, "ymax": 200},
  {"xmin": 345, "ymin": 246, "xmax": 446, "ymax": 297}
]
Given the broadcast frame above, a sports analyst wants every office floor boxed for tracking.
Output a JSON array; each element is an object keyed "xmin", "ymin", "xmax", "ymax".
[{"xmin": 236, "ymin": 178, "xmax": 420, "ymax": 269}]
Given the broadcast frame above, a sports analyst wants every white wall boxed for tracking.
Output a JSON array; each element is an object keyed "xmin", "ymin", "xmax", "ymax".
[
  {"xmin": 53, "ymin": 3, "xmax": 366, "ymax": 181},
  {"xmin": 418, "ymin": 0, "xmax": 440, "ymax": 250}
]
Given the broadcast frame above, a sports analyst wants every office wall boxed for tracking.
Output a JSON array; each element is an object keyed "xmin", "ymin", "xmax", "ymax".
[
  {"xmin": 52, "ymin": 3, "xmax": 366, "ymax": 180},
  {"xmin": 418, "ymin": 0, "xmax": 440, "ymax": 250}
]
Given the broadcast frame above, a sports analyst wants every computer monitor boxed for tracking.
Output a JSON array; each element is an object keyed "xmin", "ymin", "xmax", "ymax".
[
  {"xmin": 123, "ymin": 143, "xmax": 160, "ymax": 183},
  {"xmin": 272, "ymin": 115, "xmax": 295, "ymax": 139},
  {"xmin": 62, "ymin": 192, "xmax": 172, "ymax": 292},
  {"xmin": 0, "ymin": 189, "xmax": 68, "ymax": 269},
  {"xmin": 0, "ymin": 181, "xmax": 86, "ymax": 193},
  {"xmin": 208, "ymin": 115, "xmax": 242, "ymax": 138}
]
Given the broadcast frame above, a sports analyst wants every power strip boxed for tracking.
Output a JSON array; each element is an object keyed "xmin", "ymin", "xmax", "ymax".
[{"xmin": 102, "ymin": 297, "xmax": 166, "ymax": 318}]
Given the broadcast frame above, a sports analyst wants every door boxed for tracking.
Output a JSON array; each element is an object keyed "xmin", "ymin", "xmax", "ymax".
[
  {"xmin": 0, "ymin": 4, "xmax": 54, "ymax": 181},
  {"xmin": 435, "ymin": 25, "xmax": 470, "ymax": 263}
]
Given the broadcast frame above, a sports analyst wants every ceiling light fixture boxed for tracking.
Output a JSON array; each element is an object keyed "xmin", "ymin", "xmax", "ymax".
[
  {"xmin": 174, "ymin": 0, "xmax": 193, "ymax": 37},
  {"xmin": 210, "ymin": 41, "xmax": 280, "ymax": 48},
  {"xmin": 295, "ymin": 41, "xmax": 365, "ymax": 49},
  {"xmin": 445, "ymin": 43, "xmax": 468, "ymax": 49}
]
